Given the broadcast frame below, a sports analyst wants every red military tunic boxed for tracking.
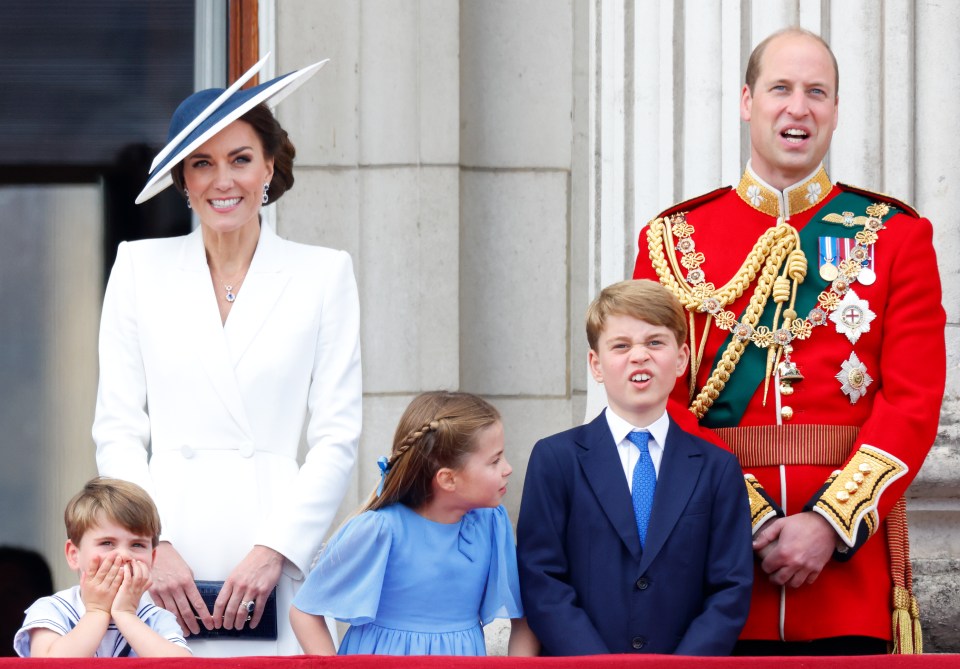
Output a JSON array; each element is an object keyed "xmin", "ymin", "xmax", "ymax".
[{"xmin": 633, "ymin": 164, "xmax": 945, "ymax": 644}]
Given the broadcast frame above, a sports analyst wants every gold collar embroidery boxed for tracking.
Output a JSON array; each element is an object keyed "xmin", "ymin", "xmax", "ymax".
[{"xmin": 736, "ymin": 164, "xmax": 833, "ymax": 219}]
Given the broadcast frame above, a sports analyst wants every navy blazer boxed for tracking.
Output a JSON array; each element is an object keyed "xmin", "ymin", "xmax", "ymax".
[{"xmin": 517, "ymin": 411, "xmax": 752, "ymax": 656}]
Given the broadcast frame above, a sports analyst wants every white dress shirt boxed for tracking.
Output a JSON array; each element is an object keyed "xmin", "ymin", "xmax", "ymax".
[{"xmin": 603, "ymin": 407, "xmax": 670, "ymax": 492}]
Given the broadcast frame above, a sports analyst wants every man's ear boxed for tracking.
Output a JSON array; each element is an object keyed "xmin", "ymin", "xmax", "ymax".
[
  {"xmin": 740, "ymin": 83, "xmax": 753, "ymax": 122},
  {"xmin": 435, "ymin": 467, "xmax": 457, "ymax": 492}
]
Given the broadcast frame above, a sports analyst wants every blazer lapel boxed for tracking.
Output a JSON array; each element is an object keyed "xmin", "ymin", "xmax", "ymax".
[
  {"xmin": 638, "ymin": 419, "xmax": 703, "ymax": 573},
  {"xmin": 222, "ymin": 224, "xmax": 291, "ymax": 367},
  {"xmin": 176, "ymin": 229, "xmax": 255, "ymax": 438},
  {"xmin": 577, "ymin": 411, "xmax": 643, "ymax": 561}
]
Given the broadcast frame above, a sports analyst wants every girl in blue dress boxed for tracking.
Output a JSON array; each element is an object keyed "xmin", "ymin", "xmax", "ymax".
[{"xmin": 290, "ymin": 391, "xmax": 538, "ymax": 656}]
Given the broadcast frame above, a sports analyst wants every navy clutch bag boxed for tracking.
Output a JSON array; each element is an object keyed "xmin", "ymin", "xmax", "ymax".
[{"xmin": 190, "ymin": 580, "xmax": 278, "ymax": 640}]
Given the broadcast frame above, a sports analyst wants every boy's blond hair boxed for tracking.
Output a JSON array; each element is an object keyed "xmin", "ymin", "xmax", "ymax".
[
  {"xmin": 64, "ymin": 478, "xmax": 161, "ymax": 547},
  {"xmin": 586, "ymin": 279, "xmax": 688, "ymax": 351}
]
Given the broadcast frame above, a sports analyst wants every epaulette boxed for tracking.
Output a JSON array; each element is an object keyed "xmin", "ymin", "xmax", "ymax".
[
  {"xmin": 837, "ymin": 182, "xmax": 920, "ymax": 218},
  {"xmin": 656, "ymin": 186, "xmax": 732, "ymax": 219}
]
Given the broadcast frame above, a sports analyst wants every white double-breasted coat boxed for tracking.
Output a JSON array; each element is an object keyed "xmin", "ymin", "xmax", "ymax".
[{"xmin": 94, "ymin": 224, "xmax": 361, "ymax": 656}]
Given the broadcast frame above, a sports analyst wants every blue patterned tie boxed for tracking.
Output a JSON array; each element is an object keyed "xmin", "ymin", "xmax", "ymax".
[{"xmin": 628, "ymin": 430, "xmax": 656, "ymax": 548}]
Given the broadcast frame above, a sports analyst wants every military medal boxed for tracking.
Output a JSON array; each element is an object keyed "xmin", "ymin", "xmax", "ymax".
[
  {"xmin": 820, "ymin": 235, "xmax": 877, "ymax": 286},
  {"xmin": 844, "ymin": 234, "xmax": 876, "ymax": 285},
  {"xmin": 819, "ymin": 237, "xmax": 839, "ymax": 281},
  {"xmin": 829, "ymin": 289, "xmax": 875, "ymax": 344},
  {"xmin": 836, "ymin": 352, "xmax": 873, "ymax": 404}
]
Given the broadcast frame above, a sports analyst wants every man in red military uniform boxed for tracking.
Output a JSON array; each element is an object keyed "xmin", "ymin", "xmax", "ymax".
[{"xmin": 633, "ymin": 28, "xmax": 945, "ymax": 655}]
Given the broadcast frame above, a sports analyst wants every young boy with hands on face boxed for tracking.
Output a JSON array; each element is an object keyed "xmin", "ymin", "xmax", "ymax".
[{"xmin": 14, "ymin": 478, "xmax": 190, "ymax": 657}]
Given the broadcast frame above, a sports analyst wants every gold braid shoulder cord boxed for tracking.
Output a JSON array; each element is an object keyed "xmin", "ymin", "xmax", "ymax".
[{"xmin": 647, "ymin": 204, "xmax": 888, "ymax": 419}]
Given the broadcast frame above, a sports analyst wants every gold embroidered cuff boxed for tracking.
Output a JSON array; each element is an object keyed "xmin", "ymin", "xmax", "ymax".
[
  {"xmin": 745, "ymin": 474, "xmax": 779, "ymax": 532},
  {"xmin": 811, "ymin": 445, "xmax": 908, "ymax": 547}
]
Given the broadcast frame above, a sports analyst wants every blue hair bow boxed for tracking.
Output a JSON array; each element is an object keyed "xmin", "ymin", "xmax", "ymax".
[{"xmin": 376, "ymin": 456, "xmax": 390, "ymax": 495}]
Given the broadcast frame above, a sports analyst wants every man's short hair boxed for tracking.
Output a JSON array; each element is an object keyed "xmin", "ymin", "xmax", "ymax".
[
  {"xmin": 64, "ymin": 477, "xmax": 161, "ymax": 547},
  {"xmin": 586, "ymin": 279, "xmax": 688, "ymax": 351},
  {"xmin": 745, "ymin": 27, "xmax": 839, "ymax": 97}
]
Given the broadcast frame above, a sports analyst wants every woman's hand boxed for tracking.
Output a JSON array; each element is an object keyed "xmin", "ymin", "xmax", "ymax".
[
  {"xmin": 149, "ymin": 541, "xmax": 212, "ymax": 635},
  {"xmin": 213, "ymin": 545, "xmax": 284, "ymax": 631}
]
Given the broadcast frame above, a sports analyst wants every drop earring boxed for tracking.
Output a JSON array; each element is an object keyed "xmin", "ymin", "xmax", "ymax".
[
  {"xmin": 184, "ymin": 189, "xmax": 191, "ymax": 209},
  {"xmin": 262, "ymin": 183, "xmax": 270, "ymax": 205}
]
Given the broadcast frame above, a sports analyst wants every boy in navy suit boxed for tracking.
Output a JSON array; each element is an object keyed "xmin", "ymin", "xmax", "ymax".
[{"xmin": 517, "ymin": 279, "xmax": 752, "ymax": 655}]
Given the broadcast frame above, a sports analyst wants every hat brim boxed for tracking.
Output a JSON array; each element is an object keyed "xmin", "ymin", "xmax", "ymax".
[
  {"xmin": 135, "ymin": 57, "xmax": 328, "ymax": 204},
  {"xmin": 147, "ymin": 52, "xmax": 271, "ymax": 175}
]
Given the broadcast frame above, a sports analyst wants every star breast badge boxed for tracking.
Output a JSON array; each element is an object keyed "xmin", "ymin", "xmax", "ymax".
[
  {"xmin": 836, "ymin": 352, "xmax": 873, "ymax": 404},
  {"xmin": 829, "ymin": 289, "xmax": 875, "ymax": 344}
]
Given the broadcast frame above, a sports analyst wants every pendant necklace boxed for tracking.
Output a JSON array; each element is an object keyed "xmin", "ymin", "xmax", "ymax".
[{"xmin": 216, "ymin": 267, "xmax": 248, "ymax": 303}]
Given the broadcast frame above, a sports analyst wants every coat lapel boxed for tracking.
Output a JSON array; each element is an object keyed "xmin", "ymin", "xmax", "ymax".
[
  {"xmin": 176, "ymin": 228, "xmax": 254, "ymax": 438},
  {"xmin": 222, "ymin": 224, "xmax": 291, "ymax": 367},
  {"xmin": 577, "ymin": 411, "xmax": 643, "ymax": 561},
  {"xmin": 638, "ymin": 419, "xmax": 704, "ymax": 573}
]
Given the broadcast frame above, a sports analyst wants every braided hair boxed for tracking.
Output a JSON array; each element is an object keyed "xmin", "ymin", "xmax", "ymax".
[{"xmin": 363, "ymin": 391, "xmax": 501, "ymax": 512}]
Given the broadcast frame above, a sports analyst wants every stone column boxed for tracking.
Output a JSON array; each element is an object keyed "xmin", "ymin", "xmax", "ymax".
[{"xmin": 274, "ymin": 0, "xmax": 462, "ymax": 512}]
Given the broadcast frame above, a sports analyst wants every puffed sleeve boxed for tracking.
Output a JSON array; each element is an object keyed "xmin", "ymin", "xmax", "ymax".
[
  {"xmin": 291, "ymin": 511, "xmax": 391, "ymax": 625},
  {"xmin": 479, "ymin": 505, "xmax": 524, "ymax": 625},
  {"xmin": 92, "ymin": 243, "xmax": 158, "ymax": 510}
]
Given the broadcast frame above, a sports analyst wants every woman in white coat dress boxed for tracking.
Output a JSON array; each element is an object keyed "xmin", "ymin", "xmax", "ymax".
[{"xmin": 93, "ymin": 55, "xmax": 360, "ymax": 657}]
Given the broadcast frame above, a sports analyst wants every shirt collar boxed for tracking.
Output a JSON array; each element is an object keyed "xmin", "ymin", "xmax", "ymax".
[
  {"xmin": 735, "ymin": 161, "xmax": 833, "ymax": 220},
  {"xmin": 603, "ymin": 407, "xmax": 671, "ymax": 449}
]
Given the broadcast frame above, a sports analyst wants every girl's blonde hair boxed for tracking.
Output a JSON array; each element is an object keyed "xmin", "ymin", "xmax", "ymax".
[{"xmin": 364, "ymin": 391, "xmax": 501, "ymax": 512}]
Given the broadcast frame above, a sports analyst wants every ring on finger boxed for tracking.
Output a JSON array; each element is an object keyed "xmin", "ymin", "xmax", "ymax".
[{"xmin": 240, "ymin": 599, "xmax": 255, "ymax": 620}]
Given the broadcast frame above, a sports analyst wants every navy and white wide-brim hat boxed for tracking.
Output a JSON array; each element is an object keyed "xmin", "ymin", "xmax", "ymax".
[{"xmin": 136, "ymin": 53, "xmax": 327, "ymax": 204}]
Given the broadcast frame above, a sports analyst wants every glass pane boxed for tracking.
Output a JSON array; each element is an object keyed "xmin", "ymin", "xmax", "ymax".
[{"xmin": 0, "ymin": 0, "xmax": 195, "ymax": 167}]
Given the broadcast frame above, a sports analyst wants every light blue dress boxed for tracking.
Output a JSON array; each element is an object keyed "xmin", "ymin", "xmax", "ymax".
[{"xmin": 292, "ymin": 503, "xmax": 523, "ymax": 655}]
